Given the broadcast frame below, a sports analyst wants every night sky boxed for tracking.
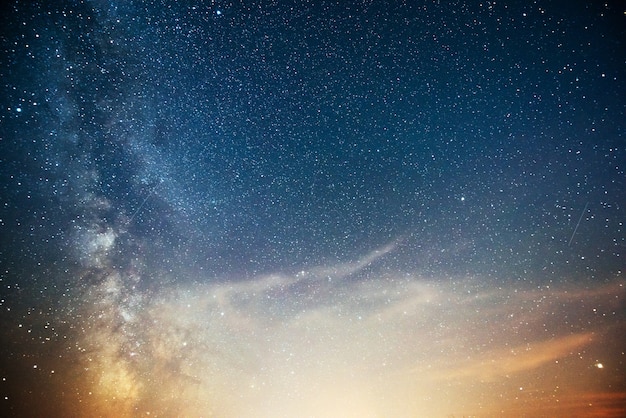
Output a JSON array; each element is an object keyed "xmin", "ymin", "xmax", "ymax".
[{"xmin": 1, "ymin": 1, "xmax": 625, "ymax": 417}]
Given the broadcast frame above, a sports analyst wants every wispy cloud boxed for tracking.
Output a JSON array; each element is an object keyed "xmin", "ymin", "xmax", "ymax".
[
  {"xmin": 428, "ymin": 333, "xmax": 594, "ymax": 381},
  {"xmin": 303, "ymin": 241, "xmax": 398, "ymax": 279}
]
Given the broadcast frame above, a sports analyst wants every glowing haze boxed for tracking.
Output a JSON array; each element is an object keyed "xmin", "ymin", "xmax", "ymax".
[{"xmin": 61, "ymin": 237, "xmax": 625, "ymax": 417}]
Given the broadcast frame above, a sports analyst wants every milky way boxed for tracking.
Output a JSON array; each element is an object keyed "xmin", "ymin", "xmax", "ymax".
[{"xmin": 1, "ymin": 1, "xmax": 625, "ymax": 417}]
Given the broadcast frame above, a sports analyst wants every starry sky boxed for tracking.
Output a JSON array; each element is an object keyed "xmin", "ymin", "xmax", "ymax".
[{"xmin": 1, "ymin": 0, "xmax": 625, "ymax": 417}]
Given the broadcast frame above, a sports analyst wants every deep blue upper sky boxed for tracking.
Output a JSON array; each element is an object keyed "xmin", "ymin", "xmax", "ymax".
[{"xmin": 1, "ymin": 0, "xmax": 624, "ymax": 281}]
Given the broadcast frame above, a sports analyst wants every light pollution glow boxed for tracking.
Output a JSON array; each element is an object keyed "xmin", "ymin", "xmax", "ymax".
[{"xmin": 57, "ymin": 241, "xmax": 625, "ymax": 417}]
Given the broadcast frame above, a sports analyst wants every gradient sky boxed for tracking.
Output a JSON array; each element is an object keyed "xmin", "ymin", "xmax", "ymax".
[{"xmin": 1, "ymin": 1, "xmax": 625, "ymax": 417}]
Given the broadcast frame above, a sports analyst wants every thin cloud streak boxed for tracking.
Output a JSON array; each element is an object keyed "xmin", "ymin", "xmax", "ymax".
[{"xmin": 427, "ymin": 333, "xmax": 594, "ymax": 381}]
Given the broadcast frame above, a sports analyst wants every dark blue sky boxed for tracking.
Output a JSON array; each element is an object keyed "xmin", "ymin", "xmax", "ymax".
[{"xmin": 2, "ymin": 1, "xmax": 624, "ymax": 279}]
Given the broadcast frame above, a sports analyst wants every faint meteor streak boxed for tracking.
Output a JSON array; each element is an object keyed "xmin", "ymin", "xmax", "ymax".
[{"xmin": 568, "ymin": 201, "xmax": 589, "ymax": 246}]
